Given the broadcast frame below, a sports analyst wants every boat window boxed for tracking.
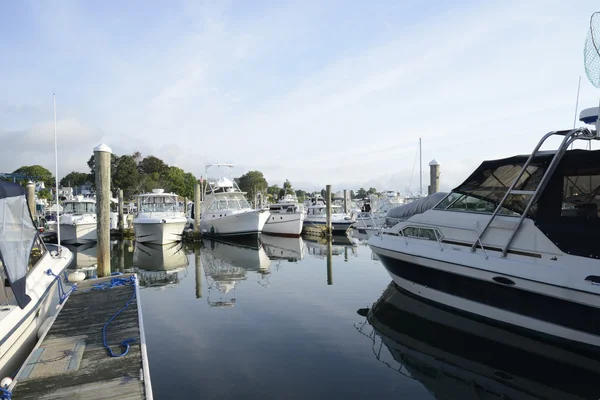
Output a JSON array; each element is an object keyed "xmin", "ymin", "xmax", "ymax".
[
  {"xmin": 433, "ymin": 193, "xmax": 462, "ymax": 210},
  {"xmin": 561, "ymin": 175, "xmax": 600, "ymax": 218},
  {"xmin": 437, "ymin": 193, "xmax": 518, "ymax": 216},
  {"xmin": 29, "ymin": 235, "xmax": 47, "ymax": 270},
  {"xmin": 402, "ymin": 226, "xmax": 440, "ymax": 241},
  {"xmin": 63, "ymin": 202, "xmax": 96, "ymax": 214}
]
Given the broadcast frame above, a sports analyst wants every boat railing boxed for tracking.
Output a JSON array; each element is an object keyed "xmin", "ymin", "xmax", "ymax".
[{"xmin": 473, "ymin": 127, "xmax": 598, "ymax": 257}]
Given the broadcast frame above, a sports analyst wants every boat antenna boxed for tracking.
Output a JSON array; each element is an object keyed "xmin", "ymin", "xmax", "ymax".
[
  {"xmin": 419, "ymin": 137, "xmax": 422, "ymax": 197},
  {"xmin": 53, "ymin": 93, "xmax": 61, "ymax": 255},
  {"xmin": 584, "ymin": 11, "xmax": 600, "ymax": 142},
  {"xmin": 573, "ymin": 76, "xmax": 582, "ymax": 129}
]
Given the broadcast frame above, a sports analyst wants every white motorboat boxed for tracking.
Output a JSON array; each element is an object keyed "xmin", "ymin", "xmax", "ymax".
[
  {"xmin": 0, "ymin": 181, "xmax": 73, "ymax": 380},
  {"xmin": 304, "ymin": 203, "xmax": 353, "ymax": 234},
  {"xmin": 133, "ymin": 189, "xmax": 187, "ymax": 245},
  {"xmin": 368, "ymin": 119, "xmax": 600, "ymax": 351},
  {"xmin": 359, "ymin": 282, "xmax": 600, "ymax": 400},
  {"xmin": 59, "ymin": 196, "xmax": 97, "ymax": 244},
  {"xmin": 263, "ymin": 194, "xmax": 305, "ymax": 237},
  {"xmin": 200, "ymin": 164, "xmax": 270, "ymax": 237}
]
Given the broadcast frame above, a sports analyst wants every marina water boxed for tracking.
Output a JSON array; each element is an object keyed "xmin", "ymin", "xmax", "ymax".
[{"xmin": 64, "ymin": 232, "xmax": 599, "ymax": 399}]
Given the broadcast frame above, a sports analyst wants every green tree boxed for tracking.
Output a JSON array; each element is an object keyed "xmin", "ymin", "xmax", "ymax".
[
  {"xmin": 182, "ymin": 172, "xmax": 198, "ymax": 199},
  {"xmin": 367, "ymin": 187, "xmax": 378, "ymax": 195},
  {"xmin": 350, "ymin": 190, "xmax": 356, "ymax": 199},
  {"xmin": 113, "ymin": 155, "xmax": 140, "ymax": 197},
  {"xmin": 139, "ymin": 155, "xmax": 168, "ymax": 175},
  {"xmin": 13, "ymin": 165, "xmax": 54, "ymax": 188},
  {"xmin": 356, "ymin": 188, "xmax": 367, "ymax": 198},
  {"xmin": 60, "ymin": 171, "xmax": 89, "ymax": 188},
  {"xmin": 165, "ymin": 166, "xmax": 186, "ymax": 196},
  {"xmin": 295, "ymin": 189, "xmax": 306, "ymax": 202},
  {"xmin": 238, "ymin": 171, "xmax": 268, "ymax": 201},
  {"xmin": 37, "ymin": 188, "xmax": 53, "ymax": 201},
  {"xmin": 267, "ymin": 184, "xmax": 280, "ymax": 201},
  {"xmin": 87, "ymin": 153, "xmax": 120, "ymax": 190}
]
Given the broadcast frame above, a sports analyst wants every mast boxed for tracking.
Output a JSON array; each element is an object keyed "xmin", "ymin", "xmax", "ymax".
[
  {"xmin": 53, "ymin": 93, "xmax": 61, "ymax": 253},
  {"xmin": 419, "ymin": 137, "xmax": 422, "ymax": 197}
]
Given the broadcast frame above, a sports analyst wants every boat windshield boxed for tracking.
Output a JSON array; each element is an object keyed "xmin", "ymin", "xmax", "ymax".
[
  {"xmin": 208, "ymin": 193, "xmax": 251, "ymax": 211},
  {"xmin": 140, "ymin": 196, "xmax": 179, "ymax": 213},
  {"xmin": 63, "ymin": 202, "xmax": 96, "ymax": 214},
  {"xmin": 434, "ymin": 193, "xmax": 518, "ymax": 216},
  {"xmin": 309, "ymin": 206, "xmax": 344, "ymax": 216}
]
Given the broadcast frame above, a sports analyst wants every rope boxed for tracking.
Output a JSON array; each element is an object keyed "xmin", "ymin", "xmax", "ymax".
[
  {"xmin": 0, "ymin": 386, "xmax": 11, "ymax": 400},
  {"xmin": 45, "ymin": 269, "xmax": 77, "ymax": 304},
  {"xmin": 92, "ymin": 275, "xmax": 137, "ymax": 358}
]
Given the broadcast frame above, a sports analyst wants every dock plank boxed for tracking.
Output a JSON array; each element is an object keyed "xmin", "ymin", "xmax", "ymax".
[{"xmin": 10, "ymin": 273, "xmax": 151, "ymax": 400}]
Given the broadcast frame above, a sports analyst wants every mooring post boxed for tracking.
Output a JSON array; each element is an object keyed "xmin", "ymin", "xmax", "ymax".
[
  {"xmin": 26, "ymin": 181, "xmax": 36, "ymax": 222},
  {"xmin": 195, "ymin": 245, "xmax": 202, "ymax": 299},
  {"xmin": 94, "ymin": 143, "xmax": 112, "ymax": 277},
  {"xmin": 326, "ymin": 184, "xmax": 332, "ymax": 236},
  {"xmin": 326, "ymin": 238, "xmax": 333, "ymax": 285},
  {"xmin": 118, "ymin": 189, "xmax": 124, "ymax": 232},
  {"xmin": 343, "ymin": 189, "xmax": 348, "ymax": 215},
  {"xmin": 184, "ymin": 197, "xmax": 188, "ymax": 215},
  {"xmin": 194, "ymin": 183, "xmax": 201, "ymax": 240}
]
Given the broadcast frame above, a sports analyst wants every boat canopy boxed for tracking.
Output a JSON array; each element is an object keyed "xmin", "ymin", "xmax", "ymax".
[
  {"xmin": 0, "ymin": 181, "xmax": 38, "ymax": 308},
  {"xmin": 386, "ymin": 192, "xmax": 448, "ymax": 221}
]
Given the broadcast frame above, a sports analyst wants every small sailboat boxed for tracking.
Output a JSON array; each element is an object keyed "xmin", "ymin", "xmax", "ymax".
[
  {"xmin": 0, "ymin": 181, "xmax": 73, "ymax": 379},
  {"xmin": 133, "ymin": 189, "xmax": 187, "ymax": 245}
]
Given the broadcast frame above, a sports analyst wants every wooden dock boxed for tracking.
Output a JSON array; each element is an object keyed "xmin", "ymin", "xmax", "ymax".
[{"xmin": 9, "ymin": 273, "xmax": 152, "ymax": 399}]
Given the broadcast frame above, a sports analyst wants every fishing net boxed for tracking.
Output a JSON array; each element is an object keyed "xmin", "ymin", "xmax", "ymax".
[{"xmin": 584, "ymin": 12, "xmax": 600, "ymax": 88}]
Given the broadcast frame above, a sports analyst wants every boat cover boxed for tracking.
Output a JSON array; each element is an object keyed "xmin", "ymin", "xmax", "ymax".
[
  {"xmin": 0, "ymin": 181, "xmax": 37, "ymax": 308},
  {"xmin": 386, "ymin": 192, "xmax": 448, "ymax": 221}
]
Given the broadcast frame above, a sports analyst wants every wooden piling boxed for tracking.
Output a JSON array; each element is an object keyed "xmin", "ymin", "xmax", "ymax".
[
  {"xmin": 94, "ymin": 143, "xmax": 112, "ymax": 277},
  {"xmin": 118, "ymin": 189, "xmax": 124, "ymax": 232},
  {"xmin": 184, "ymin": 197, "xmax": 188, "ymax": 214},
  {"xmin": 194, "ymin": 183, "xmax": 201, "ymax": 239},
  {"xmin": 26, "ymin": 181, "xmax": 35, "ymax": 220},
  {"xmin": 326, "ymin": 238, "xmax": 333, "ymax": 285},
  {"xmin": 195, "ymin": 245, "xmax": 202, "ymax": 298},
  {"xmin": 343, "ymin": 189, "xmax": 348, "ymax": 215},
  {"xmin": 325, "ymin": 184, "xmax": 332, "ymax": 236}
]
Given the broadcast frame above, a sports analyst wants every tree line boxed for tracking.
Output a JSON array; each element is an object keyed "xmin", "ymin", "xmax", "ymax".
[{"xmin": 9, "ymin": 161, "xmax": 387, "ymax": 203}]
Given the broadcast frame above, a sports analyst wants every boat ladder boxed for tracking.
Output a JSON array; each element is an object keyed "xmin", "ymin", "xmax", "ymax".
[{"xmin": 471, "ymin": 127, "xmax": 598, "ymax": 257}]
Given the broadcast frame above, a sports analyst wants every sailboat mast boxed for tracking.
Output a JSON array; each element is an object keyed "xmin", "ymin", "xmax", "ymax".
[
  {"xmin": 419, "ymin": 137, "xmax": 422, "ymax": 197},
  {"xmin": 53, "ymin": 93, "xmax": 61, "ymax": 253}
]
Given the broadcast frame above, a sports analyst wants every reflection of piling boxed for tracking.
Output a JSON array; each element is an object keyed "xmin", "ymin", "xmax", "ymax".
[
  {"xmin": 26, "ymin": 181, "xmax": 35, "ymax": 222},
  {"xmin": 118, "ymin": 240, "xmax": 125, "ymax": 273},
  {"xmin": 344, "ymin": 246, "xmax": 348, "ymax": 262},
  {"xmin": 194, "ymin": 183, "xmax": 201, "ymax": 240},
  {"xmin": 95, "ymin": 143, "xmax": 112, "ymax": 277},
  {"xmin": 325, "ymin": 184, "xmax": 332, "ymax": 236},
  {"xmin": 118, "ymin": 189, "xmax": 124, "ymax": 231},
  {"xmin": 326, "ymin": 239, "xmax": 333, "ymax": 285},
  {"xmin": 195, "ymin": 245, "xmax": 202, "ymax": 298},
  {"xmin": 343, "ymin": 189, "xmax": 348, "ymax": 214}
]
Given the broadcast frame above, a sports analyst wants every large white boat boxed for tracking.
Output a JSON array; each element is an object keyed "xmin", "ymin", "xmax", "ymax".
[
  {"xmin": 0, "ymin": 181, "xmax": 73, "ymax": 380},
  {"xmin": 263, "ymin": 194, "xmax": 305, "ymax": 237},
  {"xmin": 59, "ymin": 196, "xmax": 97, "ymax": 244},
  {"xmin": 304, "ymin": 203, "xmax": 353, "ymax": 234},
  {"xmin": 133, "ymin": 189, "xmax": 187, "ymax": 245},
  {"xmin": 368, "ymin": 120, "xmax": 600, "ymax": 351},
  {"xmin": 360, "ymin": 282, "xmax": 600, "ymax": 400},
  {"xmin": 200, "ymin": 164, "xmax": 270, "ymax": 237}
]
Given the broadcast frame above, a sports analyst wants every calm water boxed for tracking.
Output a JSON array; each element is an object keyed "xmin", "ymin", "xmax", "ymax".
[{"xmin": 64, "ymin": 231, "xmax": 599, "ymax": 400}]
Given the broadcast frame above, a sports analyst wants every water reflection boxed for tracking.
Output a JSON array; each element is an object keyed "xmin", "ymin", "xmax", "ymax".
[
  {"xmin": 260, "ymin": 235, "xmax": 304, "ymax": 262},
  {"xmin": 303, "ymin": 233, "xmax": 358, "ymax": 259},
  {"xmin": 357, "ymin": 282, "xmax": 600, "ymax": 400},
  {"xmin": 133, "ymin": 241, "xmax": 189, "ymax": 288}
]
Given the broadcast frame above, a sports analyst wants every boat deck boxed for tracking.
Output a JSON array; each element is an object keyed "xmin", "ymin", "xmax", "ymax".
[{"xmin": 9, "ymin": 274, "xmax": 152, "ymax": 399}]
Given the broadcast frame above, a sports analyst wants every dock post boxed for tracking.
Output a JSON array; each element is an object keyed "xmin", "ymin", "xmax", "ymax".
[
  {"xmin": 326, "ymin": 184, "xmax": 332, "ymax": 236},
  {"xmin": 94, "ymin": 143, "xmax": 112, "ymax": 277},
  {"xmin": 195, "ymin": 245, "xmax": 202, "ymax": 298},
  {"xmin": 194, "ymin": 183, "xmax": 201, "ymax": 240},
  {"xmin": 343, "ymin": 189, "xmax": 348, "ymax": 215},
  {"xmin": 26, "ymin": 181, "xmax": 36, "ymax": 222},
  {"xmin": 118, "ymin": 189, "xmax": 124, "ymax": 232},
  {"xmin": 184, "ymin": 197, "xmax": 188, "ymax": 215},
  {"xmin": 326, "ymin": 238, "xmax": 333, "ymax": 285}
]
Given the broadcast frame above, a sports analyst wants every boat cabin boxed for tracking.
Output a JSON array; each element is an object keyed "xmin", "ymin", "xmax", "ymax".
[
  {"xmin": 62, "ymin": 199, "xmax": 96, "ymax": 215},
  {"xmin": 137, "ymin": 189, "xmax": 181, "ymax": 215},
  {"xmin": 306, "ymin": 205, "xmax": 345, "ymax": 216}
]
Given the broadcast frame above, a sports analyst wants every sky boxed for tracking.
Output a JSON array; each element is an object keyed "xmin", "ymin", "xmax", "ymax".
[{"xmin": 2, "ymin": 0, "xmax": 600, "ymax": 194}]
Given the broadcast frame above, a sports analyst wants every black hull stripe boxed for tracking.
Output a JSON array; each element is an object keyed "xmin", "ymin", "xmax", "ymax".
[{"xmin": 375, "ymin": 252, "xmax": 600, "ymax": 336}]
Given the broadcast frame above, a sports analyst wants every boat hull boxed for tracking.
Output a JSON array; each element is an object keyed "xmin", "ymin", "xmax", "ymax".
[
  {"xmin": 59, "ymin": 222, "xmax": 97, "ymax": 244},
  {"xmin": 370, "ymin": 245, "xmax": 600, "ymax": 350},
  {"xmin": 303, "ymin": 220, "xmax": 353, "ymax": 234},
  {"xmin": 201, "ymin": 210, "xmax": 270, "ymax": 236},
  {"xmin": 0, "ymin": 246, "xmax": 73, "ymax": 379},
  {"xmin": 133, "ymin": 220, "xmax": 186, "ymax": 244},
  {"xmin": 263, "ymin": 212, "xmax": 304, "ymax": 237}
]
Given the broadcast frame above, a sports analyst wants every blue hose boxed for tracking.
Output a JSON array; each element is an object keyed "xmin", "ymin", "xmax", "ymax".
[
  {"xmin": 45, "ymin": 269, "xmax": 77, "ymax": 304},
  {"xmin": 95, "ymin": 276, "xmax": 137, "ymax": 357},
  {"xmin": 0, "ymin": 386, "xmax": 11, "ymax": 400}
]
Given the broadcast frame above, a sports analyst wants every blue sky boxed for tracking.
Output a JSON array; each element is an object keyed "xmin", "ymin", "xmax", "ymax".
[{"xmin": 2, "ymin": 0, "xmax": 600, "ymax": 194}]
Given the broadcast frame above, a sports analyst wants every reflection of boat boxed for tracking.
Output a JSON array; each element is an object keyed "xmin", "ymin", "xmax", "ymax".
[
  {"xmin": 64, "ymin": 242, "xmax": 97, "ymax": 269},
  {"xmin": 0, "ymin": 182, "xmax": 73, "ymax": 379},
  {"xmin": 260, "ymin": 235, "xmax": 304, "ymax": 261},
  {"xmin": 358, "ymin": 282, "xmax": 600, "ymax": 400},
  {"xmin": 303, "ymin": 234, "xmax": 348, "ymax": 258},
  {"xmin": 133, "ymin": 242, "xmax": 189, "ymax": 287},
  {"xmin": 204, "ymin": 238, "xmax": 271, "ymax": 272}
]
